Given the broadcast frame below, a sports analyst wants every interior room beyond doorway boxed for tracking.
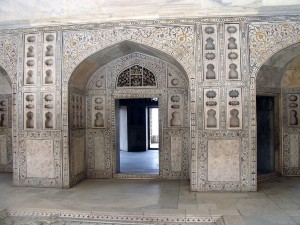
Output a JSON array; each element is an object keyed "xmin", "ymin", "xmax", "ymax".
[{"xmin": 116, "ymin": 98, "xmax": 159, "ymax": 174}]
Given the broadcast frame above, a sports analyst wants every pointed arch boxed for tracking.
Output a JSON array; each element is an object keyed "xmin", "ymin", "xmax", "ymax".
[{"xmin": 63, "ymin": 39, "xmax": 193, "ymax": 187}]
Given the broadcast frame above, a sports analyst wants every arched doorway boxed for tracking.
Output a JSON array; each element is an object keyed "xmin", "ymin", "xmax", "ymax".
[
  {"xmin": 68, "ymin": 41, "xmax": 190, "ymax": 186},
  {"xmin": 256, "ymin": 42, "xmax": 300, "ymax": 180},
  {"xmin": 0, "ymin": 67, "xmax": 13, "ymax": 173}
]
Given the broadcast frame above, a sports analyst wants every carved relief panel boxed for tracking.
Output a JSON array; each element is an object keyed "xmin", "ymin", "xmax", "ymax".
[
  {"xmin": 43, "ymin": 33, "xmax": 56, "ymax": 86},
  {"xmin": 287, "ymin": 94, "xmax": 300, "ymax": 126},
  {"xmin": 204, "ymin": 89, "xmax": 219, "ymax": 129},
  {"xmin": 0, "ymin": 99, "xmax": 8, "ymax": 128},
  {"xmin": 225, "ymin": 24, "xmax": 241, "ymax": 80},
  {"xmin": 42, "ymin": 93, "xmax": 55, "ymax": 129},
  {"xmin": 227, "ymin": 88, "xmax": 242, "ymax": 129},
  {"xmin": 167, "ymin": 67, "xmax": 187, "ymax": 88},
  {"xmin": 24, "ymin": 34, "xmax": 38, "ymax": 86},
  {"xmin": 91, "ymin": 96, "xmax": 106, "ymax": 128},
  {"xmin": 202, "ymin": 25, "xmax": 218, "ymax": 81},
  {"xmin": 71, "ymin": 93, "xmax": 85, "ymax": 129},
  {"xmin": 168, "ymin": 94, "xmax": 183, "ymax": 127},
  {"xmin": 23, "ymin": 93, "xmax": 36, "ymax": 129}
]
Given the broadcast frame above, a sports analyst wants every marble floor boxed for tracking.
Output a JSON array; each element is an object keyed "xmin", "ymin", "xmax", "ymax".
[
  {"xmin": 120, "ymin": 150, "xmax": 159, "ymax": 174},
  {"xmin": 0, "ymin": 173, "xmax": 300, "ymax": 225}
]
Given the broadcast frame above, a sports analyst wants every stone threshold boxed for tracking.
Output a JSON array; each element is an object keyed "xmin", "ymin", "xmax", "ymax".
[{"xmin": 0, "ymin": 208, "xmax": 225, "ymax": 225}]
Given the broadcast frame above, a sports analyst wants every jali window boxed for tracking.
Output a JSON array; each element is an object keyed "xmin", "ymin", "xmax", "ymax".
[{"xmin": 117, "ymin": 65, "xmax": 156, "ymax": 87}]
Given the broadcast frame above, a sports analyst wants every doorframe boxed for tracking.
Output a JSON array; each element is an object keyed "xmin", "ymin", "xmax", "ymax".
[
  {"xmin": 112, "ymin": 95, "xmax": 162, "ymax": 179},
  {"xmin": 256, "ymin": 93, "xmax": 282, "ymax": 181},
  {"xmin": 147, "ymin": 106, "xmax": 159, "ymax": 150}
]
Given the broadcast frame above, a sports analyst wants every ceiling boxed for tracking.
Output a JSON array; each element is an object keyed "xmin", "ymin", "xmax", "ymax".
[{"xmin": 0, "ymin": 0, "xmax": 300, "ymax": 29}]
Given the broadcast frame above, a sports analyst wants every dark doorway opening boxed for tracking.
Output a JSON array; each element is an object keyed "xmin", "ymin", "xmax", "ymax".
[
  {"xmin": 116, "ymin": 98, "xmax": 159, "ymax": 174},
  {"xmin": 257, "ymin": 96, "xmax": 280, "ymax": 179}
]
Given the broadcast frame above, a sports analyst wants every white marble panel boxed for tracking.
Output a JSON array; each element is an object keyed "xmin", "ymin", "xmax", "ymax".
[
  {"xmin": 0, "ymin": 135, "xmax": 7, "ymax": 165},
  {"xmin": 25, "ymin": 139, "xmax": 54, "ymax": 178},
  {"xmin": 171, "ymin": 136, "xmax": 182, "ymax": 172},
  {"xmin": 0, "ymin": 76, "xmax": 11, "ymax": 94},
  {"xmin": 289, "ymin": 134, "xmax": 299, "ymax": 168},
  {"xmin": 208, "ymin": 139, "xmax": 240, "ymax": 182},
  {"xmin": 73, "ymin": 137, "xmax": 85, "ymax": 175},
  {"xmin": 94, "ymin": 136, "xmax": 105, "ymax": 171}
]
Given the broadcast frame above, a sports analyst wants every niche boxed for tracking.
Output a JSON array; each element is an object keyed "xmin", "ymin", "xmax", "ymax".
[
  {"xmin": 227, "ymin": 88, "xmax": 242, "ymax": 129},
  {"xmin": 205, "ymin": 37, "xmax": 215, "ymax": 50},
  {"xmin": 207, "ymin": 109, "xmax": 217, "ymax": 128},
  {"xmin": 287, "ymin": 94, "xmax": 300, "ymax": 126},
  {"xmin": 206, "ymin": 64, "xmax": 216, "ymax": 79},
  {"xmin": 0, "ymin": 100, "xmax": 7, "ymax": 128},
  {"xmin": 26, "ymin": 70, "xmax": 34, "ymax": 84},
  {"xmin": 228, "ymin": 63, "xmax": 238, "ymax": 79},
  {"xmin": 45, "ymin": 69, "xmax": 53, "ymax": 84},
  {"xmin": 45, "ymin": 112, "xmax": 53, "ymax": 128},
  {"xmin": 43, "ymin": 33, "xmax": 56, "ymax": 86},
  {"xmin": 26, "ymin": 111, "xmax": 34, "ymax": 128},
  {"xmin": 43, "ymin": 93, "xmax": 55, "ymax": 129},
  {"xmin": 24, "ymin": 93, "xmax": 36, "ymax": 129},
  {"xmin": 24, "ymin": 34, "xmax": 38, "ymax": 86},
  {"xmin": 170, "ymin": 111, "xmax": 181, "ymax": 126},
  {"xmin": 202, "ymin": 24, "xmax": 218, "ymax": 81},
  {"xmin": 204, "ymin": 89, "xmax": 219, "ymax": 129},
  {"xmin": 290, "ymin": 110, "xmax": 298, "ymax": 125},
  {"xmin": 91, "ymin": 96, "xmax": 105, "ymax": 128},
  {"xmin": 228, "ymin": 37, "xmax": 237, "ymax": 49},
  {"xmin": 94, "ymin": 112, "xmax": 104, "ymax": 127},
  {"xmin": 27, "ymin": 46, "xmax": 35, "ymax": 57},
  {"xmin": 45, "ymin": 45, "xmax": 54, "ymax": 57},
  {"xmin": 225, "ymin": 24, "xmax": 241, "ymax": 80},
  {"xmin": 0, "ymin": 114, "xmax": 6, "ymax": 127},
  {"xmin": 72, "ymin": 94, "xmax": 85, "ymax": 129},
  {"xmin": 230, "ymin": 109, "xmax": 240, "ymax": 127},
  {"xmin": 168, "ymin": 94, "xmax": 183, "ymax": 127}
]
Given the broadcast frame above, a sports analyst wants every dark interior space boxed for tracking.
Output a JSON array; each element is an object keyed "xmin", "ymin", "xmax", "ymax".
[
  {"xmin": 257, "ymin": 96, "xmax": 276, "ymax": 176},
  {"xmin": 116, "ymin": 98, "xmax": 159, "ymax": 174}
]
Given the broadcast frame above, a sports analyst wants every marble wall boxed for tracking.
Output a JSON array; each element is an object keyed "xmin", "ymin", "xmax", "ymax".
[
  {"xmin": 0, "ymin": 14, "xmax": 300, "ymax": 191},
  {"xmin": 83, "ymin": 53, "xmax": 190, "ymax": 180},
  {"xmin": 0, "ymin": 95, "xmax": 12, "ymax": 172}
]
